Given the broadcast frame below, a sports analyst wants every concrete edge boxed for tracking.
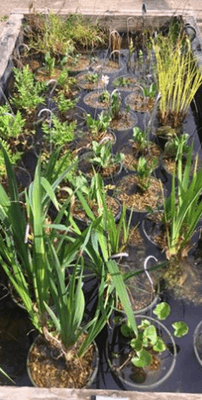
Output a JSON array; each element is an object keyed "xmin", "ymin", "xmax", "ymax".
[
  {"xmin": 1, "ymin": 387, "xmax": 202, "ymax": 400},
  {"xmin": 11, "ymin": 8, "xmax": 196, "ymax": 16}
]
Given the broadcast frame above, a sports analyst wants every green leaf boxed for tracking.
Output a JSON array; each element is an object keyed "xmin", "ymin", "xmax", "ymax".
[
  {"xmin": 120, "ymin": 323, "xmax": 134, "ymax": 338},
  {"xmin": 172, "ymin": 321, "xmax": 189, "ymax": 337},
  {"xmin": 153, "ymin": 302, "xmax": 171, "ymax": 320},
  {"xmin": 138, "ymin": 319, "xmax": 151, "ymax": 329},
  {"xmin": 131, "ymin": 349, "xmax": 152, "ymax": 368},
  {"xmin": 143, "ymin": 325, "xmax": 157, "ymax": 346},
  {"xmin": 130, "ymin": 337, "xmax": 142, "ymax": 351},
  {"xmin": 153, "ymin": 337, "xmax": 166, "ymax": 352}
]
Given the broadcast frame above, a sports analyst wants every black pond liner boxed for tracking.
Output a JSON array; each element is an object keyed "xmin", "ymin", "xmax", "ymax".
[{"xmin": 2, "ymin": 14, "xmax": 202, "ymax": 393}]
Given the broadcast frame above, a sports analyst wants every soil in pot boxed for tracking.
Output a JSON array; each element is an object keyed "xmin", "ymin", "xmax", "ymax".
[
  {"xmin": 27, "ymin": 333, "xmax": 98, "ymax": 388},
  {"xmin": 75, "ymin": 130, "xmax": 116, "ymax": 150},
  {"xmin": 76, "ymin": 72, "xmax": 105, "ymax": 90},
  {"xmin": 67, "ymin": 55, "xmax": 90, "ymax": 73},
  {"xmin": 142, "ymin": 212, "xmax": 167, "ymax": 249},
  {"xmin": 83, "ymin": 90, "xmax": 110, "ymax": 110},
  {"xmin": 116, "ymin": 174, "xmax": 164, "ymax": 212},
  {"xmin": 110, "ymin": 110, "xmax": 138, "ymax": 132},
  {"xmin": 112, "ymin": 75, "xmax": 137, "ymax": 91},
  {"xmin": 125, "ymin": 90, "xmax": 155, "ymax": 113},
  {"xmin": 121, "ymin": 141, "xmax": 161, "ymax": 171}
]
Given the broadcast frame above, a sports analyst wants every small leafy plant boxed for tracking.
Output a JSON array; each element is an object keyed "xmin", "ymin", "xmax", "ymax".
[
  {"xmin": 86, "ymin": 111, "xmax": 111, "ymax": 135},
  {"xmin": 55, "ymin": 92, "xmax": 77, "ymax": 113},
  {"xmin": 42, "ymin": 114, "xmax": 76, "ymax": 146},
  {"xmin": 109, "ymin": 90, "xmax": 122, "ymax": 118},
  {"xmin": 57, "ymin": 70, "xmax": 77, "ymax": 94},
  {"xmin": 0, "ymin": 104, "xmax": 25, "ymax": 138},
  {"xmin": 131, "ymin": 126, "xmax": 148, "ymax": 152},
  {"xmin": 141, "ymin": 82, "xmax": 157, "ymax": 99},
  {"xmin": 99, "ymin": 90, "xmax": 111, "ymax": 104},
  {"xmin": 44, "ymin": 52, "xmax": 56, "ymax": 76},
  {"xmin": 85, "ymin": 72, "xmax": 99, "ymax": 83},
  {"xmin": 133, "ymin": 156, "xmax": 158, "ymax": 191},
  {"xmin": 118, "ymin": 301, "xmax": 188, "ymax": 368},
  {"xmin": 12, "ymin": 65, "xmax": 46, "ymax": 114},
  {"xmin": 163, "ymin": 132, "xmax": 189, "ymax": 159},
  {"xmin": 113, "ymin": 76, "xmax": 133, "ymax": 88},
  {"xmin": 90, "ymin": 140, "xmax": 124, "ymax": 170}
]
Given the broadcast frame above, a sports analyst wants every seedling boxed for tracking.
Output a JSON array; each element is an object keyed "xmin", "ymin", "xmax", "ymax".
[
  {"xmin": 85, "ymin": 72, "xmax": 99, "ymax": 83},
  {"xmin": 113, "ymin": 77, "xmax": 133, "ymax": 88},
  {"xmin": 86, "ymin": 111, "xmax": 111, "ymax": 135},
  {"xmin": 44, "ymin": 52, "xmax": 56, "ymax": 76},
  {"xmin": 99, "ymin": 90, "xmax": 111, "ymax": 104},
  {"xmin": 90, "ymin": 140, "xmax": 124, "ymax": 170},
  {"xmin": 142, "ymin": 82, "xmax": 157, "ymax": 99},
  {"xmin": 110, "ymin": 90, "xmax": 122, "ymax": 118},
  {"xmin": 133, "ymin": 156, "xmax": 158, "ymax": 191},
  {"xmin": 131, "ymin": 126, "xmax": 148, "ymax": 152}
]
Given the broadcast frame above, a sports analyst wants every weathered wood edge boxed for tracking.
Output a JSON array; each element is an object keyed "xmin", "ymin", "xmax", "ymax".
[
  {"xmin": 1, "ymin": 388, "xmax": 202, "ymax": 400},
  {"xmin": 0, "ymin": 13, "xmax": 23, "ymax": 81}
]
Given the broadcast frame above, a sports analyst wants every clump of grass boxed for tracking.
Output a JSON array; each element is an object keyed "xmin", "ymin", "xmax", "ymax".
[
  {"xmin": 152, "ymin": 33, "xmax": 202, "ymax": 128},
  {"xmin": 27, "ymin": 12, "xmax": 107, "ymax": 56}
]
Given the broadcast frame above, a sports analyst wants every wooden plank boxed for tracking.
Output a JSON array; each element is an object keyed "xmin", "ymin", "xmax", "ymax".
[
  {"xmin": 1, "ymin": 388, "xmax": 202, "ymax": 400},
  {"xmin": 0, "ymin": 13, "xmax": 23, "ymax": 80}
]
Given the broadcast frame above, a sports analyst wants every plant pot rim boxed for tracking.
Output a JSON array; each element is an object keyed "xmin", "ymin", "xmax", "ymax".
[
  {"xmin": 112, "ymin": 75, "xmax": 137, "ymax": 91},
  {"xmin": 193, "ymin": 320, "xmax": 202, "ymax": 366},
  {"xmin": 90, "ymin": 58, "xmax": 124, "ymax": 75},
  {"xmin": 114, "ymin": 279, "xmax": 160, "ymax": 316}
]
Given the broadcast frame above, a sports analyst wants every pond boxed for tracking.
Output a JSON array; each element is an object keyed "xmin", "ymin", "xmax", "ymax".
[{"xmin": 1, "ymin": 11, "xmax": 202, "ymax": 392}]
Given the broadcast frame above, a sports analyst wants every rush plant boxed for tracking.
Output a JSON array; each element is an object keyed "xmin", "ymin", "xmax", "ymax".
[
  {"xmin": 0, "ymin": 148, "xmax": 113, "ymax": 364},
  {"xmin": 152, "ymin": 36, "xmax": 202, "ymax": 128},
  {"xmin": 163, "ymin": 143, "xmax": 202, "ymax": 259}
]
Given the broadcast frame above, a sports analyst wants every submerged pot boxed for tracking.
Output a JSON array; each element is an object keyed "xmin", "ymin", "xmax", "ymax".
[
  {"xmin": 106, "ymin": 315, "xmax": 177, "ymax": 390},
  {"xmin": 27, "ymin": 334, "xmax": 99, "ymax": 388},
  {"xmin": 193, "ymin": 320, "xmax": 202, "ymax": 366}
]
